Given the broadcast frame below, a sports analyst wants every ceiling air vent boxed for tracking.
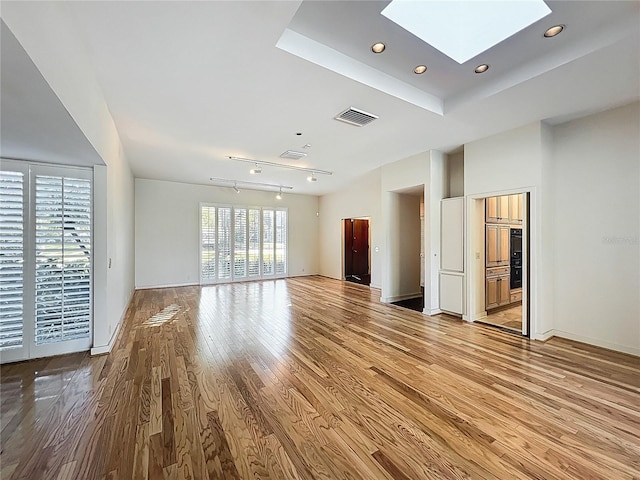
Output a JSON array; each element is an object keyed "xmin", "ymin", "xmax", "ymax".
[
  {"xmin": 334, "ymin": 107, "xmax": 378, "ymax": 127},
  {"xmin": 280, "ymin": 150, "xmax": 308, "ymax": 160}
]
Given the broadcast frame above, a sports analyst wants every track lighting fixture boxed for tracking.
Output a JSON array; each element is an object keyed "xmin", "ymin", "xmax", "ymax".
[
  {"xmin": 276, "ymin": 187, "xmax": 283, "ymax": 200},
  {"xmin": 209, "ymin": 177, "xmax": 293, "ymax": 194},
  {"xmin": 228, "ymin": 156, "xmax": 332, "ymax": 177},
  {"xmin": 307, "ymin": 173, "xmax": 317, "ymax": 182}
]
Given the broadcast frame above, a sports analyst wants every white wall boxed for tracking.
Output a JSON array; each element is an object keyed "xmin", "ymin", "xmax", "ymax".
[
  {"xmin": 3, "ymin": 3, "xmax": 136, "ymax": 353},
  {"xmin": 464, "ymin": 122, "xmax": 547, "ymax": 338},
  {"xmin": 464, "ymin": 103, "xmax": 640, "ymax": 354},
  {"xmin": 135, "ymin": 178, "xmax": 319, "ymax": 288},
  {"xmin": 318, "ymin": 168, "xmax": 383, "ymax": 288},
  {"xmin": 447, "ymin": 151, "xmax": 464, "ymax": 198},
  {"xmin": 381, "ymin": 153, "xmax": 429, "ymax": 301},
  {"xmin": 426, "ymin": 150, "xmax": 446, "ymax": 313},
  {"xmin": 551, "ymin": 102, "xmax": 639, "ymax": 355}
]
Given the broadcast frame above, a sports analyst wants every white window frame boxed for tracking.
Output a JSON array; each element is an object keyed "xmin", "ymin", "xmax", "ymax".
[
  {"xmin": 0, "ymin": 160, "xmax": 93, "ymax": 363},
  {"xmin": 199, "ymin": 202, "xmax": 288, "ymax": 285}
]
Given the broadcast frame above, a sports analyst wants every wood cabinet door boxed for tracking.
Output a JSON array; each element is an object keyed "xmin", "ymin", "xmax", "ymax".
[
  {"xmin": 509, "ymin": 194, "xmax": 523, "ymax": 223},
  {"xmin": 486, "ymin": 196, "xmax": 499, "ymax": 223},
  {"xmin": 499, "ymin": 275, "xmax": 511, "ymax": 306},
  {"xmin": 486, "ymin": 225, "xmax": 499, "ymax": 267},
  {"xmin": 498, "ymin": 195, "xmax": 510, "ymax": 223},
  {"xmin": 486, "ymin": 277, "xmax": 499, "ymax": 309},
  {"xmin": 498, "ymin": 226, "xmax": 510, "ymax": 265}
]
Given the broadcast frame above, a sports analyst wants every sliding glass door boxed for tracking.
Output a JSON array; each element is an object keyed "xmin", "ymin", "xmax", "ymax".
[
  {"xmin": 1, "ymin": 160, "xmax": 92, "ymax": 363},
  {"xmin": 200, "ymin": 203, "xmax": 287, "ymax": 284}
]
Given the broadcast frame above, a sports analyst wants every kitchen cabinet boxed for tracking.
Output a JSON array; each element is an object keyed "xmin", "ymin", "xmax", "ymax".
[
  {"xmin": 486, "ymin": 194, "xmax": 523, "ymax": 224},
  {"xmin": 486, "ymin": 196, "xmax": 509, "ymax": 223},
  {"xmin": 486, "ymin": 225, "xmax": 510, "ymax": 267},
  {"xmin": 486, "ymin": 267, "xmax": 510, "ymax": 309},
  {"xmin": 508, "ymin": 194, "xmax": 523, "ymax": 223}
]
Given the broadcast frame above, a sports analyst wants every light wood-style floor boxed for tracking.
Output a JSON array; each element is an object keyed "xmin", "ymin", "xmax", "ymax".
[
  {"xmin": 484, "ymin": 304, "xmax": 523, "ymax": 332},
  {"xmin": 1, "ymin": 276, "xmax": 639, "ymax": 479}
]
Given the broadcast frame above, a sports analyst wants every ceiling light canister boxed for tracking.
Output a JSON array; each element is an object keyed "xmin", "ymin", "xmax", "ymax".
[
  {"xmin": 414, "ymin": 65, "xmax": 427, "ymax": 74},
  {"xmin": 544, "ymin": 24, "xmax": 564, "ymax": 38},
  {"xmin": 276, "ymin": 187, "xmax": 283, "ymax": 200},
  {"xmin": 250, "ymin": 163, "xmax": 262, "ymax": 174},
  {"xmin": 474, "ymin": 64, "xmax": 489, "ymax": 74},
  {"xmin": 307, "ymin": 173, "xmax": 317, "ymax": 182},
  {"xmin": 371, "ymin": 42, "xmax": 386, "ymax": 54}
]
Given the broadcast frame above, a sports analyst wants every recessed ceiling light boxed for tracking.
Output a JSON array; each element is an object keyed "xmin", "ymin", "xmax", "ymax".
[
  {"xmin": 474, "ymin": 64, "xmax": 489, "ymax": 74},
  {"xmin": 371, "ymin": 42, "xmax": 386, "ymax": 54},
  {"xmin": 544, "ymin": 25, "xmax": 564, "ymax": 38},
  {"xmin": 414, "ymin": 65, "xmax": 427, "ymax": 74}
]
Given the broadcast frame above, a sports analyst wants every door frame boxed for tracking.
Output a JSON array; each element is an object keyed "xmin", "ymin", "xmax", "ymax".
[{"xmin": 465, "ymin": 188, "xmax": 536, "ymax": 338}]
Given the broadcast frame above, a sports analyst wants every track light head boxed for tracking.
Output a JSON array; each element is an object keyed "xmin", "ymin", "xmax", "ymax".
[
  {"xmin": 233, "ymin": 183, "xmax": 240, "ymax": 193},
  {"xmin": 307, "ymin": 173, "xmax": 317, "ymax": 182},
  {"xmin": 276, "ymin": 187, "xmax": 282, "ymax": 200},
  {"xmin": 250, "ymin": 163, "xmax": 262, "ymax": 174}
]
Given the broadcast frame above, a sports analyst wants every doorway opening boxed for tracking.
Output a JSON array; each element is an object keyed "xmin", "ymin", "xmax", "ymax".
[
  {"xmin": 475, "ymin": 192, "xmax": 530, "ymax": 336},
  {"xmin": 343, "ymin": 218, "xmax": 370, "ymax": 286},
  {"xmin": 386, "ymin": 186, "xmax": 424, "ymax": 312}
]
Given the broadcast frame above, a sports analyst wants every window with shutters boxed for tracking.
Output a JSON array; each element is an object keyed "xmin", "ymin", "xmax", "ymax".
[
  {"xmin": 199, "ymin": 203, "xmax": 287, "ymax": 284},
  {"xmin": 0, "ymin": 170, "xmax": 25, "ymax": 351},
  {"xmin": 1, "ymin": 161, "xmax": 92, "ymax": 363},
  {"xmin": 34, "ymin": 175, "xmax": 92, "ymax": 344}
]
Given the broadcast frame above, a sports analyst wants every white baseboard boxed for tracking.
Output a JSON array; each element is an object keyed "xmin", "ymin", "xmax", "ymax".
[
  {"xmin": 535, "ymin": 329, "xmax": 555, "ymax": 342},
  {"xmin": 541, "ymin": 329, "xmax": 640, "ymax": 356},
  {"xmin": 91, "ymin": 289, "xmax": 134, "ymax": 356},
  {"xmin": 370, "ymin": 283, "xmax": 382, "ymax": 290},
  {"xmin": 468, "ymin": 311, "xmax": 487, "ymax": 322},
  {"xmin": 136, "ymin": 282, "xmax": 199, "ymax": 290},
  {"xmin": 381, "ymin": 292, "xmax": 423, "ymax": 303},
  {"xmin": 423, "ymin": 308, "xmax": 442, "ymax": 316}
]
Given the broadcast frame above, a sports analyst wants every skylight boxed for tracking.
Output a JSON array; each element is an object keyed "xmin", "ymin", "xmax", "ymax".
[{"xmin": 381, "ymin": 0, "xmax": 552, "ymax": 64}]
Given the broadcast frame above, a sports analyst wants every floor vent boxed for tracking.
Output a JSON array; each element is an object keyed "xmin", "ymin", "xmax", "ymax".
[
  {"xmin": 334, "ymin": 107, "xmax": 378, "ymax": 127},
  {"xmin": 280, "ymin": 150, "xmax": 308, "ymax": 160}
]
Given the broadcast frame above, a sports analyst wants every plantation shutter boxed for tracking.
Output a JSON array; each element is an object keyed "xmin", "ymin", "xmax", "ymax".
[
  {"xmin": 201, "ymin": 205, "xmax": 216, "ymax": 281},
  {"xmin": 0, "ymin": 171, "xmax": 25, "ymax": 350},
  {"xmin": 217, "ymin": 207, "xmax": 232, "ymax": 280},
  {"xmin": 248, "ymin": 208, "xmax": 261, "ymax": 277},
  {"xmin": 34, "ymin": 175, "xmax": 92, "ymax": 344},
  {"xmin": 275, "ymin": 210, "xmax": 287, "ymax": 275}
]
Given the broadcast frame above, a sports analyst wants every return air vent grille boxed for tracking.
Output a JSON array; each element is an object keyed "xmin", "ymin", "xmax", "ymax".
[
  {"xmin": 334, "ymin": 107, "xmax": 378, "ymax": 127},
  {"xmin": 280, "ymin": 150, "xmax": 307, "ymax": 160}
]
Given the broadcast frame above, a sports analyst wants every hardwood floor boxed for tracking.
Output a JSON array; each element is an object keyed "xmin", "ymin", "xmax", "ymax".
[
  {"xmin": 483, "ymin": 304, "xmax": 523, "ymax": 332},
  {"xmin": 1, "ymin": 276, "xmax": 639, "ymax": 479}
]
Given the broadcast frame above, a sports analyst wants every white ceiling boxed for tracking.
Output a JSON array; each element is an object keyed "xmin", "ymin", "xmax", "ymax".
[{"xmin": 4, "ymin": 1, "xmax": 640, "ymax": 195}]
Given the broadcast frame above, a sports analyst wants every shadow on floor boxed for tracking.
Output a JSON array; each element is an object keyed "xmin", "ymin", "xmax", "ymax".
[{"xmin": 391, "ymin": 295, "xmax": 423, "ymax": 313}]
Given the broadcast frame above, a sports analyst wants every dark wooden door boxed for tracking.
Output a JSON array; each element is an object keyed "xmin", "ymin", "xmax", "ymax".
[{"xmin": 344, "ymin": 219, "xmax": 369, "ymax": 285}]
